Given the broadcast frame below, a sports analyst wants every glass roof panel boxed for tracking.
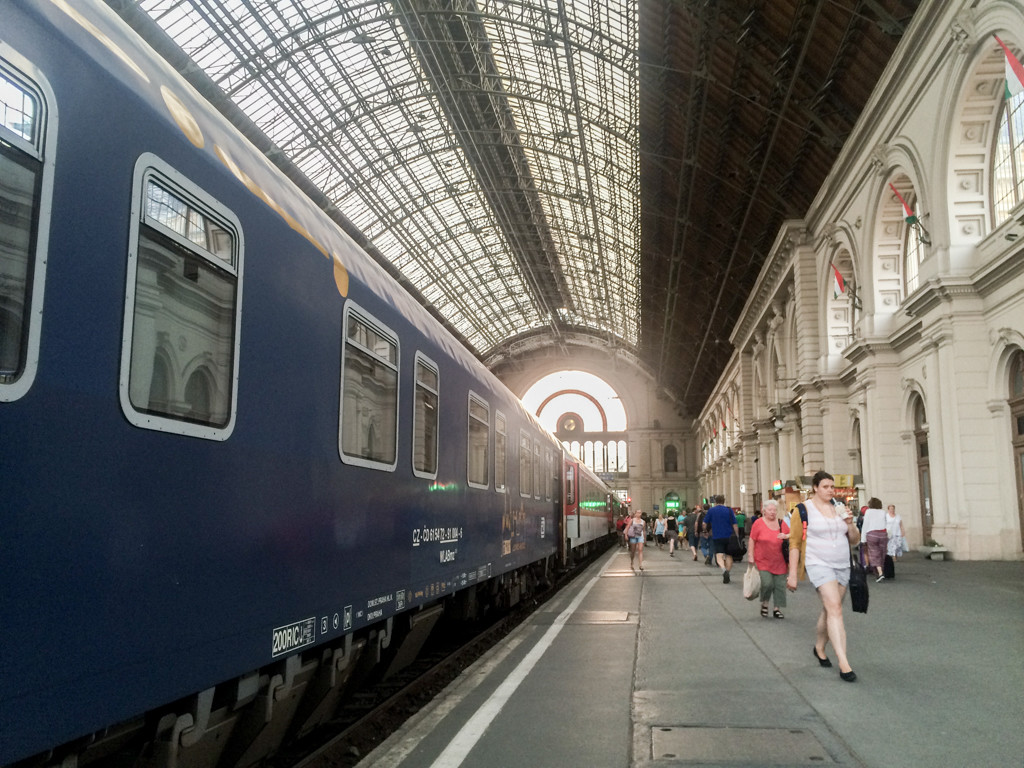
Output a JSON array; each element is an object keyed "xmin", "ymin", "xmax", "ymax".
[{"xmin": 137, "ymin": 0, "xmax": 638, "ymax": 354}]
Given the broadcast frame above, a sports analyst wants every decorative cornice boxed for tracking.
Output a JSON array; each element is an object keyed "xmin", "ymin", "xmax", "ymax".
[
  {"xmin": 839, "ymin": 364, "xmax": 861, "ymax": 389},
  {"xmin": 890, "ymin": 319, "xmax": 924, "ymax": 353},
  {"xmin": 730, "ymin": 222, "xmax": 803, "ymax": 349},
  {"xmin": 807, "ymin": 373, "xmax": 845, "ymax": 394},
  {"xmin": 973, "ymin": 243, "xmax": 1024, "ymax": 297},
  {"xmin": 903, "ymin": 276, "xmax": 978, "ymax": 319},
  {"xmin": 843, "ymin": 337, "xmax": 896, "ymax": 365}
]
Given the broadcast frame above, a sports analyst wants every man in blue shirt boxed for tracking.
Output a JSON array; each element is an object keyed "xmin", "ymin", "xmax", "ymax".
[{"xmin": 703, "ymin": 495, "xmax": 739, "ymax": 583}]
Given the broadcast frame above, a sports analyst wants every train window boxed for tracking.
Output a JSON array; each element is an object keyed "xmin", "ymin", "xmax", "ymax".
[
  {"xmin": 412, "ymin": 354, "xmax": 438, "ymax": 478},
  {"xmin": 0, "ymin": 55, "xmax": 53, "ymax": 401},
  {"xmin": 519, "ymin": 431, "xmax": 533, "ymax": 498},
  {"xmin": 544, "ymin": 449, "xmax": 553, "ymax": 501},
  {"xmin": 467, "ymin": 393, "xmax": 489, "ymax": 488},
  {"xmin": 495, "ymin": 412, "xmax": 507, "ymax": 493},
  {"xmin": 340, "ymin": 303, "xmax": 398, "ymax": 470},
  {"xmin": 120, "ymin": 155, "xmax": 242, "ymax": 439}
]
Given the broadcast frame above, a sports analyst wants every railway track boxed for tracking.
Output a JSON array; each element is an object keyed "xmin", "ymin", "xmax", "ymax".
[{"xmin": 281, "ymin": 543, "xmax": 613, "ymax": 768}]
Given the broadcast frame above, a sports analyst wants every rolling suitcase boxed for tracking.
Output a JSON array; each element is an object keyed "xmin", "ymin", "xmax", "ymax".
[{"xmin": 883, "ymin": 554, "xmax": 895, "ymax": 580}]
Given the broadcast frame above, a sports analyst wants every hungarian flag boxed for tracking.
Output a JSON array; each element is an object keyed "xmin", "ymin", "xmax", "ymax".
[
  {"xmin": 831, "ymin": 263, "xmax": 846, "ymax": 299},
  {"xmin": 888, "ymin": 181, "xmax": 915, "ymax": 219},
  {"xmin": 995, "ymin": 35, "xmax": 1024, "ymax": 99}
]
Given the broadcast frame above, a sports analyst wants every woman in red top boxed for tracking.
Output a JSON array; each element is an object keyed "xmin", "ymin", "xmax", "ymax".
[{"xmin": 748, "ymin": 499, "xmax": 790, "ymax": 618}]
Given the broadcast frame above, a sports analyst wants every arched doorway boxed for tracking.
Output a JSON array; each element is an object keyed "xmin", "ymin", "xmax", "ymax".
[
  {"xmin": 1009, "ymin": 350, "xmax": 1024, "ymax": 548},
  {"xmin": 911, "ymin": 395, "xmax": 933, "ymax": 543},
  {"xmin": 664, "ymin": 491, "xmax": 681, "ymax": 517}
]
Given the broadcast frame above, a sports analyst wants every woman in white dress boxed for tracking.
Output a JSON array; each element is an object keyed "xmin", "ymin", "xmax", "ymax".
[
  {"xmin": 885, "ymin": 504, "xmax": 907, "ymax": 565},
  {"xmin": 787, "ymin": 471, "xmax": 861, "ymax": 682}
]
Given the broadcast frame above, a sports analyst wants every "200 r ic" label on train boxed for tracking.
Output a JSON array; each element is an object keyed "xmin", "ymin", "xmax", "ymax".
[{"xmin": 271, "ymin": 617, "xmax": 316, "ymax": 657}]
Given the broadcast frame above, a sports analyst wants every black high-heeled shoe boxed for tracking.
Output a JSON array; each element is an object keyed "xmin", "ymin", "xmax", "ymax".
[
  {"xmin": 812, "ymin": 647, "xmax": 832, "ymax": 667},
  {"xmin": 839, "ymin": 670, "xmax": 857, "ymax": 682}
]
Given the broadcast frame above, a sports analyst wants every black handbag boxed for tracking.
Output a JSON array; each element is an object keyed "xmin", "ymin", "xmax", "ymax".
[
  {"xmin": 848, "ymin": 552, "xmax": 869, "ymax": 613},
  {"xmin": 727, "ymin": 533, "xmax": 745, "ymax": 560}
]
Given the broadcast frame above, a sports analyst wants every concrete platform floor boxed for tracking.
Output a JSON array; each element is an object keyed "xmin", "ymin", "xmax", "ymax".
[{"xmin": 358, "ymin": 543, "xmax": 1024, "ymax": 768}]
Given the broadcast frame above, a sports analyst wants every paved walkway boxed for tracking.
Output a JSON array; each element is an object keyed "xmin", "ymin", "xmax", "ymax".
[{"xmin": 359, "ymin": 542, "xmax": 1024, "ymax": 767}]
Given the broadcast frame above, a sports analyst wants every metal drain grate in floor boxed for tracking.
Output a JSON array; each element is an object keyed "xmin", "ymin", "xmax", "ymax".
[
  {"xmin": 569, "ymin": 610, "xmax": 631, "ymax": 624},
  {"xmin": 652, "ymin": 726, "xmax": 833, "ymax": 764}
]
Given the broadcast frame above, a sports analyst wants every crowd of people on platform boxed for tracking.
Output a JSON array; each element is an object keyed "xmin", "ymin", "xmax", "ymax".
[{"xmin": 612, "ymin": 474, "xmax": 909, "ymax": 684}]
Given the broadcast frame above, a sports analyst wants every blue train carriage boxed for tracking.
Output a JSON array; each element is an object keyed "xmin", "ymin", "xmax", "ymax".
[{"xmin": 0, "ymin": 1, "xmax": 572, "ymax": 765}]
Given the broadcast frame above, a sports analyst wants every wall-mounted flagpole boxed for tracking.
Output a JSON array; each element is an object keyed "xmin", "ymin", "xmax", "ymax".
[
  {"xmin": 888, "ymin": 182, "xmax": 931, "ymax": 246},
  {"xmin": 831, "ymin": 263, "xmax": 862, "ymax": 310}
]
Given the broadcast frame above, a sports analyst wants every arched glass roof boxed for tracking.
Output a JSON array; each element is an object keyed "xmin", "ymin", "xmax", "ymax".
[{"xmin": 134, "ymin": 0, "xmax": 640, "ymax": 353}]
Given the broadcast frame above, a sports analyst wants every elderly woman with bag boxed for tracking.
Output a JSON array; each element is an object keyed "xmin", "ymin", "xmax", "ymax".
[
  {"xmin": 747, "ymin": 499, "xmax": 790, "ymax": 618},
  {"xmin": 885, "ymin": 503, "xmax": 907, "ymax": 577}
]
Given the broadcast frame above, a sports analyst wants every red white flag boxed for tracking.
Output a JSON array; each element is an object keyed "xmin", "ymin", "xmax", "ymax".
[
  {"xmin": 995, "ymin": 35, "xmax": 1024, "ymax": 98},
  {"xmin": 831, "ymin": 263, "xmax": 845, "ymax": 299},
  {"xmin": 888, "ymin": 182, "xmax": 914, "ymax": 218}
]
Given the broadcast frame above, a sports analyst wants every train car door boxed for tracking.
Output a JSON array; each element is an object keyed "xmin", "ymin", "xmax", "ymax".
[{"xmin": 562, "ymin": 457, "xmax": 579, "ymax": 562}]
